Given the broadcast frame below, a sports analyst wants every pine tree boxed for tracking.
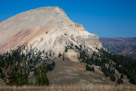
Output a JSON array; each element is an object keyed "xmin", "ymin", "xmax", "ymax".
[
  {"xmin": 110, "ymin": 75, "xmax": 116, "ymax": 82},
  {"xmin": 36, "ymin": 64, "xmax": 49, "ymax": 85}
]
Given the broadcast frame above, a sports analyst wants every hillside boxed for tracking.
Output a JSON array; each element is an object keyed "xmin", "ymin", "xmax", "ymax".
[
  {"xmin": 0, "ymin": 7, "xmax": 136, "ymax": 87},
  {"xmin": 100, "ymin": 38, "xmax": 136, "ymax": 59},
  {"xmin": 0, "ymin": 6, "xmax": 109, "ymax": 86}
]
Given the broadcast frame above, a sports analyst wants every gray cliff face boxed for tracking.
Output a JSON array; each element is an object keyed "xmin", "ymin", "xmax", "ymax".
[{"xmin": 0, "ymin": 7, "xmax": 102, "ymax": 59}]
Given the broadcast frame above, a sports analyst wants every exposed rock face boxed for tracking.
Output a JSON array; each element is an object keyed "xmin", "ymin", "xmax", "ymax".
[{"xmin": 0, "ymin": 7, "xmax": 102, "ymax": 59}]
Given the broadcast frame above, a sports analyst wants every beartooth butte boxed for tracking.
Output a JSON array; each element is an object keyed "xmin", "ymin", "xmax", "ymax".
[{"xmin": 0, "ymin": 6, "xmax": 102, "ymax": 61}]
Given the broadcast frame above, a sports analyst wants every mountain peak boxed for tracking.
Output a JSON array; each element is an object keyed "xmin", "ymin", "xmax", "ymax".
[
  {"xmin": 0, "ymin": 7, "xmax": 102, "ymax": 61},
  {"xmin": 33, "ymin": 6, "xmax": 67, "ymax": 17}
]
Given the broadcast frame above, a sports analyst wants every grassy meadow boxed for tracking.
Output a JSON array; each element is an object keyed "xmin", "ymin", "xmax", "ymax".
[{"xmin": 0, "ymin": 85, "xmax": 136, "ymax": 91}]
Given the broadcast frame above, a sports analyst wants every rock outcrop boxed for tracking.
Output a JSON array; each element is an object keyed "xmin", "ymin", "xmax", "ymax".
[{"xmin": 0, "ymin": 6, "xmax": 102, "ymax": 60}]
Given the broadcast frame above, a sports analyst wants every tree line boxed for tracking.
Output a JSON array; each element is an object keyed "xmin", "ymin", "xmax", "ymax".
[
  {"xmin": 64, "ymin": 44, "xmax": 136, "ymax": 85},
  {"xmin": 0, "ymin": 45, "xmax": 55, "ymax": 86}
]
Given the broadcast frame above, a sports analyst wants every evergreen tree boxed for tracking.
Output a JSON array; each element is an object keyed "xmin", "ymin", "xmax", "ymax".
[
  {"xmin": 36, "ymin": 64, "xmax": 49, "ymax": 85},
  {"xmin": 117, "ymin": 78, "xmax": 123, "ymax": 84},
  {"xmin": 110, "ymin": 75, "xmax": 116, "ymax": 82}
]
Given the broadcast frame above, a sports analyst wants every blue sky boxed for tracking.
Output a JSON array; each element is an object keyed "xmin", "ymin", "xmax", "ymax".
[{"xmin": 0, "ymin": 0, "xmax": 136, "ymax": 37}]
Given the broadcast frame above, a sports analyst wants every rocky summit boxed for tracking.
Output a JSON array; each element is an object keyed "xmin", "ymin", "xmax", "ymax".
[{"xmin": 0, "ymin": 6, "xmax": 102, "ymax": 61}]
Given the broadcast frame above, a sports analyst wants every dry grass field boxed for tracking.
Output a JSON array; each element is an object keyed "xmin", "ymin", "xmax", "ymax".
[
  {"xmin": 0, "ymin": 85, "xmax": 136, "ymax": 91},
  {"xmin": 1, "ymin": 58, "xmax": 135, "ymax": 91}
]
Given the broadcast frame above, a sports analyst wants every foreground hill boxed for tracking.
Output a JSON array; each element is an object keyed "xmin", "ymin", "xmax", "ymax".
[{"xmin": 100, "ymin": 38, "xmax": 136, "ymax": 59}]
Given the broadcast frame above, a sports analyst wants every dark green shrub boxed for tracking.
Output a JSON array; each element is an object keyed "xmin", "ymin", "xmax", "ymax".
[
  {"xmin": 117, "ymin": 78, "xmax": 123, "ymax": 84},
  {"xmin": 46, "ymin": 62, "xmax": 55, "ymax": 71},
  {"xmin": 86, "ymin": 65, "xmax": 95, "ymax": 72},
  {"xmin": 58, "ymin": 53, "xmax": 62, "ymax": 57},
  {"xmin": 110, "ymin": 75, "xmax": 116, "ymax": 82}
]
